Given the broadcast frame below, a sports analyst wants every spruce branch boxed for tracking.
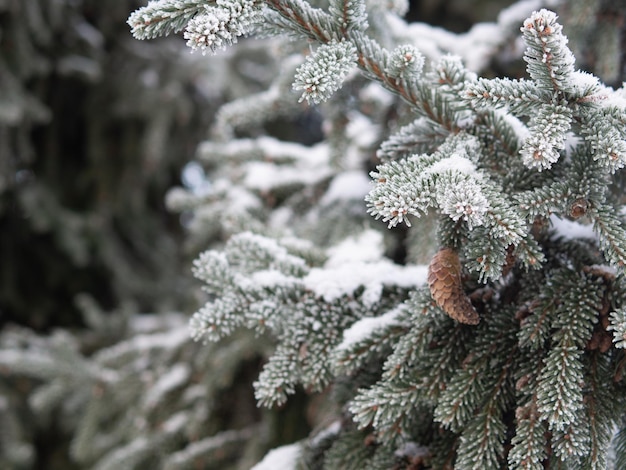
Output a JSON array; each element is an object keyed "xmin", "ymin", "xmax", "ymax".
[
  {"xmin": 377, "ymin": 118, "xmax": 449, "ymax": 161},
  {"xmin": 293, "ymin": 40, "xmax": 358, "ymax": 104},
  {"xmin": 163, "ymin": 426, "xmax": 261, "ymax": 470},
  {"xmin": 589, "ymin": 205, "xmax": 626, "ymax": 268},
  {"xmin": 348, "ymin": 380, "xmax": 423, "ymax": 444},
  {"xmin": 183, "ymin": 0, "xmax": 261, "ymax": 54},
  {"xmin": 516, "ymin": 182, "xmax": 571, "ymax": 219},
  {"xmin": 463, "ymin": 229, "xmax": 511, "ymax": 282},
  {"xmin": 455, "ymin": 405, "xmax": 507, "ymax": 469},
  {"xmin": 328, "ymin": 0, "xmax": 368, "ymax": 34},
  {"xmin": 613, "ymin": 425, "xmax": 626, "ymax": 470},
  {"xmin": 317, "ymin": 429, "xmax": 377, "ymax": 470},
  {"xmin": 387, "ymin": 295, "xmax": 472, "ymax": 401},
  {"xmin": 264, "ymin": 0, "xmax": 336, "ymax": 42},
  {"xmin": 529, "ymin": 271, "xmax": 603, "ymax": 452},
  {"xmin": 609, "ymin": 307, "xmax": 626, "ymax": 349},
  {"xmin": 536, "ymin": 345, "xmax": 585, "ymax": 432},
  {"xmin": 519, "ymin": 104, "xmax": 572, "ymax": 171},
  {"xmin": 464, "ymin": 77, "xmax": 552, "ymax": 115},
  {"xmin": 508, "ymin": 398, "xmax": 547, "ymax": 470},
  {"xmin": 332, "ymin": 304, "xmax": 410, "ymax": 377},
  {"xmin": 517, "ymin": 296, "xmax": 557, "ymax": 352},
  {"xmin": 581, "ymin": 108, "xmax": 626, "ymax": 173},
  {"xmin": 521, "ymin": 9, "xmax": 576, "ymax": 94},
  {"xmin": 127, "ymin": 0, "xmax": 208, "ymax": 39},
  {"xmin": 583, "ymin": 354, "xmax": 619, "ymax": 469},
  {"xmin": 550, "ymin": 408, "xmax": 591, "ymax": 463},
  {"xmin": 366, "ymin": 133, "xmax": 484, "ymax": 229}
]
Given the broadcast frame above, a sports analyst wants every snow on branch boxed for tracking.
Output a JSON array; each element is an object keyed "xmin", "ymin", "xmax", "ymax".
[
  {"xmin": 184, "ymin": 0, "xmax": 261, "ymax": 54},
  {"xmin": 366, "ymin": 133, "xmax": 488, "ymax": 229},
  {"xmin": 123, "ymin": 2, "xmax": 626, "ymax": 468}
]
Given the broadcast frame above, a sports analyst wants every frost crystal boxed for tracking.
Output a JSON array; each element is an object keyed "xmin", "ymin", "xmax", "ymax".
[
  {"xmin": 436, "ymin": 178, "xmax": 489, "ymax": 229},
  {"xmin": 293, "ymin": 41, "xmax": 357, "ymax": 104},
  {"xmin": 386, "ymin": 45, "xmax": 424, "ymax": 82},
  {"xmin": 183, "ymin": 0, "xmax": 259, "ymax": 54},
  {"xmin": 519, "ymin": 134, "xmax": 561, "ymax": 170}
]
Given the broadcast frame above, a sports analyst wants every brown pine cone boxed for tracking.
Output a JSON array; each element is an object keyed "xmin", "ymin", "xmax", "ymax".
[{"xmin": 427, "ymin": 247, "xmax": 480, "ymax": 325}]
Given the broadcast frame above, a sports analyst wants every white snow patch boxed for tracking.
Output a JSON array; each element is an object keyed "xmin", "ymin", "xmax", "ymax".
[
  {"xmin": 251, "ymin": 443, "xmax": 302, "ymax": 470},
  {"xmin": 395, "ymin": 441, "xmax": 431, "ymax": 460},
  {"xmin": 252, "ymin": 269, "xmax": 297, "ymax": 287},
  {"xmin": 346, "ymin": 111, "xmax": 380, "ymax": 148},
  {"xmin": 225, "ymin": 186, "xmax": 262, "ymax": 211},
  {"xmin": 426, "ymin": 154, "xmax": 477, "ymax": 176},
  {"xmin": 337, "ymin": 306, "xmax": 406, "ymax": 351},
  {"xmin": 268, "ymin": 206, "xmax": 294, "ymax": 229},
  {"xmin": 161, "ymin": 411, "xmax": 188, "ymax": 434},
  {"xmin": 210, "ymin": 178, "xmax": 261, "ymax": 211},
  {"xmin": 130, "ymin": 313, "xmax": 187, "ymax": 333},
  {"xmin": 399, "ymin": 19, "xmax": 499, "ymax": 72},
  {"xmin": 570, "ymin": 70, "xmax": 601, "ymax": 92},
  {"xmin": 462, "ymin": 22, "xmax": 501, "ymax": 72},
  {"xmin": 236, "ymin": 269, "xmax": 300, "ymax": 289},
  {"xmin": 196, "ymin": 138, "xmax": 256, "ymax": 162},
  {"xmin": 243, "ymin": 161, "xmax": 321, "ymax": 191},
  {"xmin": 497, "ymin": 109, "xmax": 529, "ymax": 141},
  {"xmin": 320, "ymin": 171, "xmax": 372, "ymax": 206},
  {"xmin": 304, "ymin": 261, "xmax": 428, "ymax": 306},
  {"xmin": 236, "ymin": 232, "xmax": 307, "ymax": 269},
  {"xmin": 94, "ymin": 327, "xmax": 190, "ymax": 363},
  {"xmin": 145, "ymin": 363, "xmax": 191, "ymax": 409},
  {"xmin": 165, "ymin": 187, "xmax": 195, "ymax": 211},
  {"xmin": 612, "ymin": 85, "xmax": 626, "ymax": 110},
  {"xmin": 360, "ymin": 82, "xmax": 394, "ymax": 108},
  {"xmin": 257, "ymin": 137, "xmax": 327, "ymax": 163},
  {"xmin": 549, "ymin": 215, "xmax": 596, "ymax": 241},
  {"xmin": 243, "ymin": 141, "xmax": 331, "ymax": 192},
  {"xmin": 306, "ymin": 231, "xmax": 428, "ymax": 305},
  {"xmin": 325, "ymin": 230, "xmax": 385, "ymax": 266}
]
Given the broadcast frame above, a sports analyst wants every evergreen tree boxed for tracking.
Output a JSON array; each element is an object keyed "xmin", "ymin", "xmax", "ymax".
[
  {"xmin": 127, "ymin": 0, "xmax": 626, "ymax": 468},
  {"xmin": 2, "ymin": 0, "xmax": 626, "ymax": 469}
]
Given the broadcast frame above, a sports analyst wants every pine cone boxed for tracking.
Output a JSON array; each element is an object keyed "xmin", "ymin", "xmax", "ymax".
[{"xmin": 427, "ymin": 247, "xmax": 480, "ymax": 325}]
